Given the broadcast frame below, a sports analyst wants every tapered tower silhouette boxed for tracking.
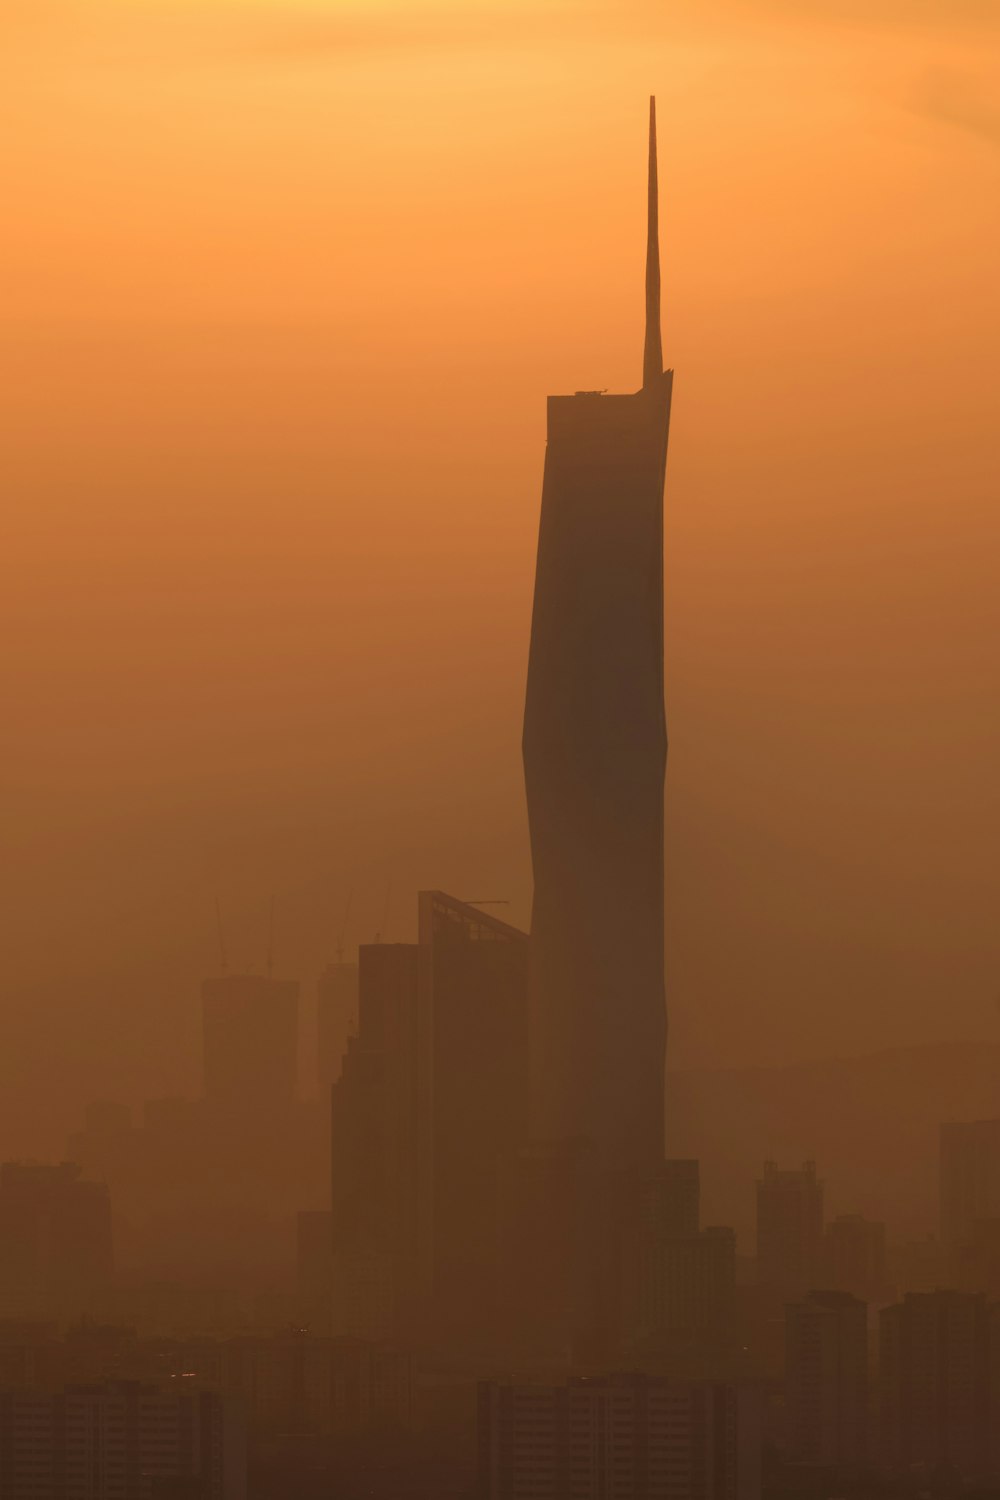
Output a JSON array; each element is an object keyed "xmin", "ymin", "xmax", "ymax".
[{"xmin": 523, "ymin": 98, "xmax": 672, "ymax": 1169}]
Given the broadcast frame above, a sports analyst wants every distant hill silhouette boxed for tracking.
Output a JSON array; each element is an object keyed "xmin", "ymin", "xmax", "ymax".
[{"xmin": 668, "ymin": 1041, "xmax": 1000, "ymax": 1243}]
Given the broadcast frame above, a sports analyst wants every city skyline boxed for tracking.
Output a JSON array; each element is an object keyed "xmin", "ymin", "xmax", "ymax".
[
  {"xmin": 3, "ymin": 5, "xmax": 1000, "ymax": 1161},
  {"xmin": 1, "ymin": 27, "xmax": 999, "ymax": 1490}
]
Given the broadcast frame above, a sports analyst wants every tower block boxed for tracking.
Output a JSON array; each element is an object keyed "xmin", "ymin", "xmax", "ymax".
[{"xmin": 523, "ymin": 98, "xmax": 672, "ymax": 1169}]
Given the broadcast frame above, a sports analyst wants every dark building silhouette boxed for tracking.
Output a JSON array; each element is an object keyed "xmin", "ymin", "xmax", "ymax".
[
  {"xmin": 522, "ymin": 96, "xmax": 672, "ymax": 1170},
  {"xmin": 421, "ymin": 890, "xmax": 530, "ymax": 1344},
  {"xmin": 635, "ymin": 1225, "xmax": 737, "ymax": 1369},
  {"xmin": 616, "ymin": 1161, "xmax": 738, "ymax": 1372},
  {"xmin": 821, "ymin": 1213, "xmax": 887, "ymax": 1304},
  {"xmin": 478, "ymin": 1375, "xmax": 761, "ymax": 1500},
  {"xmin": 956, "ymin": 1216, "xmax": 1000, "ymax": 1300},
  {"xmin": 494, "ymin": 1137, "xmax": 611, "ymax": 1364},
  {"xmin": 755, "ymin": 1160, "xmax": 824, "ymax": 1300},
  {"xmin": 202, "ymin": 973, "xmax": 299, "ymax": 1116},
  {"xmin": 940, "ymin": 1119, "xmax": 1000, "ymax": 1267},
  {"xmin": 785, "ymin": 1290, "xmax": 868, "ymax": 1469},
  {"xmin": 329, "ymin": 892, "xmax": 529, "ymax": 1347},
  {"xmin": 493, "ymin": 1151, "xmax": 735, "ymax": 1373},
  {"xmin": 879, "ymin": 1289, "xmax": 997, "ymax": 1481},
  {"xmin": 0, "ymin": 1162, "xmax": 112, "ymax": 1319},
  {"xmin": 331, "ymin": 940, "xmax": 422, "ymax": 1339},
  {"xmin": 645, "ymin": 1158, "xmax": 701, "ymax": 1239},
  {"xmin": 317, "ymin": 960, "xmax": 358, "ymax": 1097},
  {"xmin": 0, "ymin": 1381, "xmax": 246, "ymax": 1500}
]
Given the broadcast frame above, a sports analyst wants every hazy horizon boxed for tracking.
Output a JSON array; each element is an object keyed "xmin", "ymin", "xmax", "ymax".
[{"xmin": 2, "ymin": 0, "xmax": 1000, "ymax": 1154}]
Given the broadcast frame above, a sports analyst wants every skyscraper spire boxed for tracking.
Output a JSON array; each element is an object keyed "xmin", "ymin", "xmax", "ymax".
[
  {"xmin": 524, "ymin": 103, "xmax": 673, "ymax": 1172},
  {"xmin": 643, "ymin": 95, "xmax": 663, "ymax": 390}
]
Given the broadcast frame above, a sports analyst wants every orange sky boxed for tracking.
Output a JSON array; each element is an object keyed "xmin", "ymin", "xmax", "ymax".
[{"xmin": 1, "ymin": 0, "xmax": 999, "ymax": 1148}]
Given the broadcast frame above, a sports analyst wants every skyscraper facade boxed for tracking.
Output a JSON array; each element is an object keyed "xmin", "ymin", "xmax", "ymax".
[
  {"xmin": 420, "ymin": 890, "xmax": 530, "ymax": 1343},
  {"xmin": 522, "ymin": 98, "xmax": 672, "ymax": 1169},
  {"xmin": 785, "ymin": 1290, "xmax": 869, "ymax": 1468},
  {"xmin": 0, "ymin": 1382, "xmax": 246, "ymax": 1500},
  {"xmin": 940, "ymin": 1118, "xmax": 1000, "ymax": 1261},
  {"xmin": 755, "ymin": 1160, "xmax": 824, "ymax": 1301},
  {"xmin": 822, "ymin": 1213, "xmax": 888, "ymax": 1304},
  {"xmin": 880, "ymin": 1290, "xmax": 995, "ymax": 1481},
  {"xmin": 329, "ymin": 893, "xmax": 529, "ymax": 1347},
  {"xmin": 330, "ymin": 941, "xmax": 422, "ymax": 1338},
  {"xmin": 478, "ymin": 1375, "xmax": 762, "ymax": 1500}
]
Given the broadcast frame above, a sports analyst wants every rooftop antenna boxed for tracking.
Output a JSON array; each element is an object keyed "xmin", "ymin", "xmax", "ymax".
[
  {"xmin": 266, "ymin": 895, "xmax": 275, "ymax": 979},
  {"xmin": 214, "ymin": 897, "xmax": 229, "ymax": 975},
  {"xmin": 642, "ymin": 94, "xmax": 663, "ymax": 391}
]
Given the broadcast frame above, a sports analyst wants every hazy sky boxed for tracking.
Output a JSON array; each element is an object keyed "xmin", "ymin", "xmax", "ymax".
[{"xmin": 1, "ymin": 0, "xmax": 999, "ymax": 1149}]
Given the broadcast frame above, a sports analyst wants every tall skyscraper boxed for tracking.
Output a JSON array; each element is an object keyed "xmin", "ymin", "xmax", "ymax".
[
  {"xmin": 785, "ymin": 1290, "xmax": 868, "ymax": 1469},
  {"xmin": 330, "ymin": 941, "xmax": 422, "ymax": 1339},
  {"xmin": 627, "ymin": 1160, "xmax": 737, "ymax": 1370},
  {"xmin": 755, "ymin": 1160, "xmax": 824, "ymax": 1300},
  {"xmin": 420, "ymin": 890, "xmax": 530, "ymax": 1344},
  {"xmin": 523, "ymin": 97, "xmax": 672, "ymax": 1169},
  {"xmin": 329, "ymin": 892, "xmax": 529, "ymax": 1346},
  {"xmin": 880, "ymin": 1290, "xmax": 995, "ymax": 1481}
]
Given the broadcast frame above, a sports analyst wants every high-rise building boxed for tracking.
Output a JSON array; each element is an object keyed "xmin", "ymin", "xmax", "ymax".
[
  {"xmin": 329, "ymin": 892, "xmax": 529, "ymax": 1347},
  {"xmin": 478, "ymin": 1374, "xmax": 761, "ymax": 1500},
  {"xmin": 495, "ymin": 1137, "xmax": 611, "ymax": 1365},
  {"xmin": 785, "ymin": 1290, "xmax": 868, "ymax": 1469},
  {"xmin": 317, "ymin": 961, "xmax": 358, "ymax": 1097},
  {"xmin": 419, "ymin": 890, "xmax": 531, "ymax": 1342},
  {"xmin": 0, "ymin": 1161, "xmax": 112, "ymax": 1319},
  {"xmin": 202, "ymin": 974, "xmax": 299, "ymax": 1115},
  {"xmin": 330, "ymin": 941, "xmax": 422, "ymax": 1339},
  {"xmin": 755, "ymin": 1160, "xmax": 824, "ymax": 1300},
  {"xmin": 0, "ymin": 1382, "xmax": 246, "ymax": 1500},
  {"xmin": 622, "ymin": 1162, "xmax": 737, "ymax": 1369},
  {"xmin": 940, "ymin": 1119, "xmax": 1000, "ymax": 1259},
  {"xmin": 821, "ymin": 1213, "xmax": 887, "ymax": 1304},
  {"xmin": 522, "ymin": 97, "xmax": 672, "ymax": 1170},
  {"xmin": 645, "ymin": 1159, "xmax": 701, "ymax": 1239},
  {"xmin": 636, "ymin": 1227, "xmax": 737, "ymax": 1360},
  {"xmin": 880, "ymin": 1290, "xmax": 993, "ymax": 1481},
  {"xmin": 956, "ymin": 1217, "xmax": 1000, "ymax": 1299}
]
